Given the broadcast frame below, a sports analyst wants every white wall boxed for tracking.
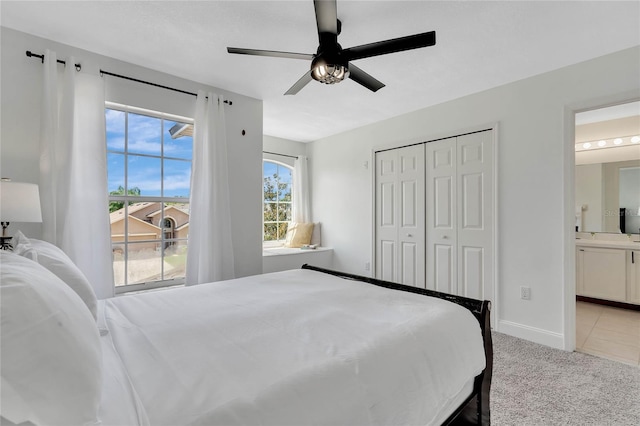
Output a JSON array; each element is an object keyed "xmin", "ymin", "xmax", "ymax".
[
  {"xmin": 575, "ymin": 164, "xmax": 604, "ymax": 232},
  {"xmin": 308, "ymin": 46, "xmax": 640, "ymax": 349},
  {"xmin": 0, "ymin": 27, "xmax": 264, "ymax": 279},
  {"xmin": 263, "ymin": 135, "xmax": 307, "ymax": 166}
]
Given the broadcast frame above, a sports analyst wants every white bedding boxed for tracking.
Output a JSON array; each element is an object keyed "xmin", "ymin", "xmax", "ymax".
[{"xmin": 97, "ymin": 269, "xmax": 485, "ymax": 425}]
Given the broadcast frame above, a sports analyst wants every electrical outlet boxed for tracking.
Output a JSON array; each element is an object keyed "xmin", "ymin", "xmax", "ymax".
[
  {"xmin": 364, "ymin": 262, "xmax": 370, "ymax": 271},
  {"xmin": 520, "ymin": 286, "xmax": 531, "ymax": 300}
]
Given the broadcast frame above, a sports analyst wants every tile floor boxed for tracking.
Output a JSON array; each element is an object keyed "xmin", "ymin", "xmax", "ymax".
[{"xmin": 576, "ymin": 301, "xmax": 640, "ymax": 366}]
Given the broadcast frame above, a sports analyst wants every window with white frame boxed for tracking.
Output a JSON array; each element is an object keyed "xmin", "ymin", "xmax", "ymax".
[
  {"xmin": 263, "ymin": 160, "xmax": 292, "ymax": 245},
  {"xmin": 106, "ymin": 104, "xmax": 193, "ymax": 292}
]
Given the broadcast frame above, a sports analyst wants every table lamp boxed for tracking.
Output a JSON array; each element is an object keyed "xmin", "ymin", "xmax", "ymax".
[{"xmin": 0, "ymin": 179, "xmax": 43, "ymax": 250}]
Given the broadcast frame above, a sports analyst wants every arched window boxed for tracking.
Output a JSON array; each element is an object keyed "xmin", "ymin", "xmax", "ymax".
[
  {"xmin": 163, "ymin": 217, "xmax": 175, "ymax": 248},
  {"xmin": 263, "ymin": 160, "xmax": 293, "ymax": 243}
]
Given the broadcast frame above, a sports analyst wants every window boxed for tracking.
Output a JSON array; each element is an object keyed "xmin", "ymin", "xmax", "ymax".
[
  {"xmin": 263, "ymin": 160, "xmax": 292, "ymax": 245},
  {"xmin": 106, "ymin": 104, "xmax": 193, "ymax": 292}
]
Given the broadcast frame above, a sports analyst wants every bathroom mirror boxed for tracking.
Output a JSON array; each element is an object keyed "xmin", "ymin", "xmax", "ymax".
[{"xmin": 575, "ymin": 102, "xmax": 640, "ymax": 234}]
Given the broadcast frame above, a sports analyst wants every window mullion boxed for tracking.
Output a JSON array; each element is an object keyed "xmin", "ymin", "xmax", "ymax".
[{"xmin": 123, "ymin": 110, "xmax": 129, "ymax": 286}]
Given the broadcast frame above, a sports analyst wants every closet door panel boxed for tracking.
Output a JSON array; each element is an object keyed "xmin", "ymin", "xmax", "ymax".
[
  {"xmin": 380, "ymin": 183, "xmax": 395, "ymax": 226},
  {"xmin": 400, "ymin": 242, "xmax": 419, "ymax": 287},
  {"xmin": 426, "ymin": 138, "xmax": 457, "ymax": 291},
  {"xmin": 434, "ymin": 177, "xmax": 453, "ymax": 229},
  {"xmin": 457, "ymin": 131, "xmax": 493, "ymax": 302},
  {"xmin": 401, "ymin": 180, "xmax": 417, "ymax": 227},
  {"xmin": 376, "ymin": 150, "xmax": 398, "ymax": 281},
  {"xmin": 398, "ymin": 144, "xmax": 425, "ymax": 287},
  {"xmin": 376, "ymin": 145, "xmax": 424, "ymax": 286},
  {"xmin": 434, "ymin": 244, "xmax": 454, "ymax": 293},
  {"xmin": 379, "ymin": 240, "xmax": 395, "ymax": 282},
  {"xmin": 461, "ymin": 246, "xmax": 484, "ymax": 299},
  {"xmin": 461, "ymin": 172, "xmax": 484, "ymax": 229}
]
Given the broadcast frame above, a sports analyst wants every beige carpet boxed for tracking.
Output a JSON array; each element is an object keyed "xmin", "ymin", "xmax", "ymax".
[{"xmin": 491, "ymin": 332, "xmax": 640, "ymax": 426}]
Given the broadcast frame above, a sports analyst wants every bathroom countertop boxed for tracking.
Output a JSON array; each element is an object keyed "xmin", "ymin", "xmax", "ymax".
[{"xmin": 576, "ymin": 239, "xmax": 640, "ymax": 250}]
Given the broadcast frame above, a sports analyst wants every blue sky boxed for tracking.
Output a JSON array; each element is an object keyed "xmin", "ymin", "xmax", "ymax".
[
  {"xmin": 106, "ymin": 109, "xmax": 192, "ymax": 198},
  {"xmin": 263, "ymin": 161, "xmax": 292, "ymax": 200}
]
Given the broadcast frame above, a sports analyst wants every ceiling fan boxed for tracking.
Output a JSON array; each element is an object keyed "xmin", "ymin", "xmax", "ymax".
[{"xmin": 227, "ymin": 0, "xmax": 436, "ymax": 95}]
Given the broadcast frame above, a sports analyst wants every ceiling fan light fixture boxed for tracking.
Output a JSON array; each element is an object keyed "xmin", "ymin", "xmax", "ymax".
[{"xmin": 311, "ymin": 57, "xmax": 349, "ymax": 85}]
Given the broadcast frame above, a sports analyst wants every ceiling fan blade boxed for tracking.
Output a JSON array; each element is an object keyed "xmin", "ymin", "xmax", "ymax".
[
  {"xmin": 343, "ymin": 31, "xmax": 436, "ymax": 61},
  {"xmin": 314, "ymin": 0, "xmax": 338, "ymax": 35},
  {"xmin": 227, "ymin": 47, "xmax": 313, "ymax": 61},
  {"xmin": 348, "ymin": 64, "xmax": 385, "ymax": 92},
  {"xmin": 285, "ymin": 71, "xmax": 314, "ymax": 95}
]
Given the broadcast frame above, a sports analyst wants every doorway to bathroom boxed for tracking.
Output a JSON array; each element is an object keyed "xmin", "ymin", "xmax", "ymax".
[{"xmin": 573, "ymin": 101, "xmax": 640, "ymax": 366}]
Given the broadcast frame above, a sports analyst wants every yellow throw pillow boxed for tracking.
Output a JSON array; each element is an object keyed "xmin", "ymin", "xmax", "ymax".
[{"xmin": 284, "ymin": 222, "xmax": 315, "ymax": 248}]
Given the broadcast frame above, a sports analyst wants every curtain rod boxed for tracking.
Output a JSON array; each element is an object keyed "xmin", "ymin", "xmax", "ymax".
[
  {"xmin": 263, "ymin": 151, "xmax": 299, "ymax": 159},
  {"xmin": 26, "ymin": 50, "xmax": 81, "ymax": 71},
  {"xmin": 99, "ymin": 70, "xmax": 232, "ymax": 105},
  {"xmin": 26, "ymin": 50, "xmax": 232, "ymax": 105}
]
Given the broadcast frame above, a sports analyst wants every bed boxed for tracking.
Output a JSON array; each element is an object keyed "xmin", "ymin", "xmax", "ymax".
[{"xmin": 1, "ymin": 242, "xmax": 492, "ymax": 426}]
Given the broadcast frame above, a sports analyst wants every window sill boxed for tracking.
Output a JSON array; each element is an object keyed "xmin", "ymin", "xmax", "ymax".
[{"xmin": 262, "ymin": 247, "xmax": 332, "ymax": 257}]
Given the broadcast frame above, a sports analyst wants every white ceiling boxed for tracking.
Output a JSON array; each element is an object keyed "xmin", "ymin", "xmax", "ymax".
[{"xmin": 2, "ymin": 1, "xmax": 639, "ymax": 142}]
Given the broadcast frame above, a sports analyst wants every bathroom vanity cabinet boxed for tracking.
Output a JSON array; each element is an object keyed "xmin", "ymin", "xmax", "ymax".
[
  {"xmin": 628, "ymin": 249, "xmax": 640, "ymax": 304},
  {"xmin": 576, "ymin": 240, "xmax": 640, "ymax": 305}
]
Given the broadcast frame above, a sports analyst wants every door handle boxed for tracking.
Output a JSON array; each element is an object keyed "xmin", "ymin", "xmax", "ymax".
[
  {"xmin": 407, "ymin": 233, "xmax": 413, "ymax": 238},
  {"xmin": 442, "ymin": 235, "xmax": 449, "ymax": 239}
]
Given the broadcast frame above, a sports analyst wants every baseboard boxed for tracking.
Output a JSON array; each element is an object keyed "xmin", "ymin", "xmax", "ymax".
[{"xmin": 497, "ymin": 320, "xmax": 565, "ymax": 350}]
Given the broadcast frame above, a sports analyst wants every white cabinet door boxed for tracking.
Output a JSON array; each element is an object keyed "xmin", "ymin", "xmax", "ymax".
[
  {"xmin": 627, "ymin": 250, "xmax": 640, "ymax": 304},
  {"xmin": 375, "ymin": 144, "xmax": 425, "ymax": 287},
  {"xmin": 577, "ymin": 247, "xmax": 627, "ymax": 302}
]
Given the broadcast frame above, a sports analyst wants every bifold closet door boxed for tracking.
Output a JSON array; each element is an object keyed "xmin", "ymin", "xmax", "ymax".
[
  {"xmin": 426, "ymin": 131, "xmax": 493, "ymax": 301},
  {"xmin": 425, "ymin": 137, "xmax": 458, "ymax": 293},
  {"xmin": 375, "ymin": 144, "xmax": 425, "ymax": 287}
]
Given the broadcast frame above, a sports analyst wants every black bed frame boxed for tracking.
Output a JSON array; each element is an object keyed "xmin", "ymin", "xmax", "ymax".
[{"xmin": 301, "ymin": 264, "xmax": 492, "ymax": 426}]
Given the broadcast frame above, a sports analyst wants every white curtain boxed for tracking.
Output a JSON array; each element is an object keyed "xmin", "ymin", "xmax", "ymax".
[
  {"xmin": 292, "ymin": 155, "xmax": 310, "ymax": 223},
  {"xmin": 40, "ymin": 50, "xmax": 114, "ymax": 299},
  {"xmin": 186, "ymin": 91, "xmax": 235, "ymax": 285}
]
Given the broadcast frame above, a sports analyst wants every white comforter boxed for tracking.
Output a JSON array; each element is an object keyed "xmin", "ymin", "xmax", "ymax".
[{"xmin": 97, "ymin": 269, "xmax": 485, "ymax": 425}]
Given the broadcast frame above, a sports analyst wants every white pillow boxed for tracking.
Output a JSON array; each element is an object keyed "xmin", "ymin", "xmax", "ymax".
[
  {"xmin": 12, "ymin": 231, "xmax": 98, "ymax": 321},
  {"xmin": 0, "ymin": 251, "xmax": 102, "ymax": 425}
]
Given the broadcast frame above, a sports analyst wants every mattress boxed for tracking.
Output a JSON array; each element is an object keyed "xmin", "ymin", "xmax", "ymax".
[{"xmin": 97, "ymin": 269, "xmax": 485, "ymax": 425}]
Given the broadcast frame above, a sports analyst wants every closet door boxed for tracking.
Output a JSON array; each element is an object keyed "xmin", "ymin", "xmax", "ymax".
[
  {"xmin": 425, "ymin": 138, "xmax": 458, "ymax": 293},
  {"xmin": 375, "ymin": 144, "xmax": 425, "ymax": 287},
  {"xmin": 425, "ymin": 130, "xmax": 494, "ymax": 301},
  {"xmin": 457, "ymin": 131, "xmax": 493, "ymax": 301},
  {"xmin": 376, "ymin": 150, "xmax": 398, "ymax": 282}
]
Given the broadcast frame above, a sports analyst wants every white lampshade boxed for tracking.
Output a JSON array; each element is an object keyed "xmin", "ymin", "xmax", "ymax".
[{"xmin": 0, "ymin": 181, "xmax": 43, "ymax": 223}]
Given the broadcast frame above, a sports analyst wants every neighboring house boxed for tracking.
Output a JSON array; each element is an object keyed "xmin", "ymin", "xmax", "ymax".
[{"xmin": 109, "ymin": 202, "xmax": 189, "ymax": 252}]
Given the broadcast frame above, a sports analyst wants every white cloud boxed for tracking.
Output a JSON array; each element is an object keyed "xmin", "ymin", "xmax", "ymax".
[
  {"xmin": 107, "ymin": 136, "xmax": 125, "ymax": 150},
  {"xmin": 128, "ymin": 139, "xmax": 162, "ymax": 154},
  {"xmin": 163, "ymin": 170, "xmax": 192, "ymax": 192},
  {"xmin": 105, "ymin": 109, "xmax": 125, "ymax": 133}
]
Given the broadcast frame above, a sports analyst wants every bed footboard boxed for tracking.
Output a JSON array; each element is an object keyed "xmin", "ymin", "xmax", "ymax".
[{"xmin": 301, "ymin": 264, "xmax": 492, "ymax": 426}]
